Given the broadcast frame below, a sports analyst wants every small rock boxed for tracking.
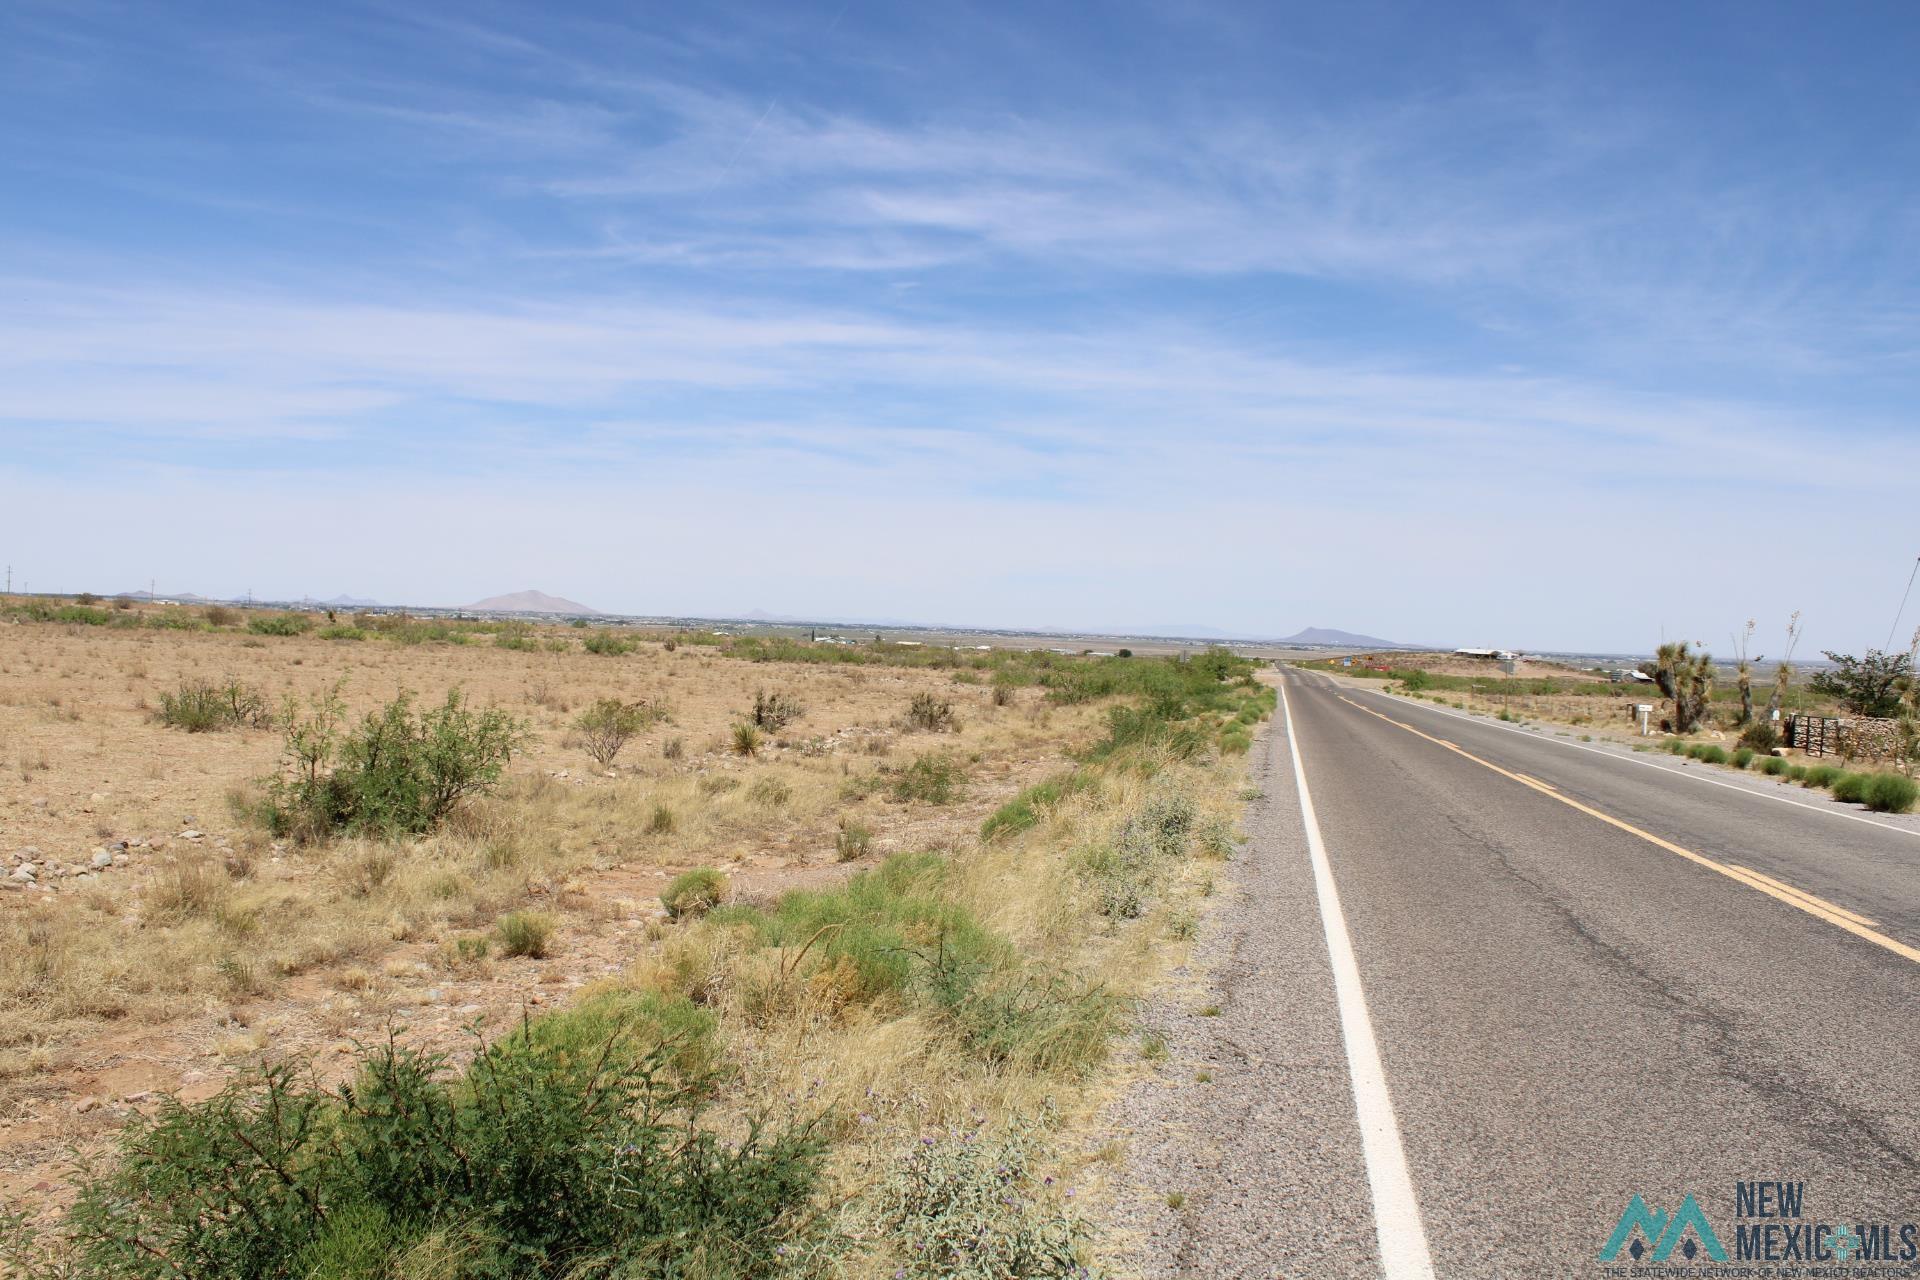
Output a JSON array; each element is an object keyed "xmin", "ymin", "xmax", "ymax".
[
  {"xmin": 73, "ymin": 1095, "xmax": 99, "ymax": 1114},
  {"xmin": 10, "ymin": 865, "xmax": 35, "ymax": 882},
  {"xmin": 179, "ymin": 830, "xmax": 204, "ymax": 841},
  {"xmin": 92, "ymin": 851, "xmax": 113, "ymax": 870}
]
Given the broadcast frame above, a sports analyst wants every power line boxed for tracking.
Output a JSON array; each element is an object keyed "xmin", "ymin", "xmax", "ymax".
[{"xmin": 1886, "ymin": 555, "xmax": 1920, "ymax": 652}]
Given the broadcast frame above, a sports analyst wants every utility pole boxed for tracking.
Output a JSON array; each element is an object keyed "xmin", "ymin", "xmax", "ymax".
[{"xmin": 4, "ymin": 565, "xmax": 10, "ymax": 595}]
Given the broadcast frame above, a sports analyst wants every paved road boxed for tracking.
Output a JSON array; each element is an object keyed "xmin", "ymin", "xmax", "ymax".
[{"xmin": 1121, "ymin": 668, "xmax": 1920, "ymax": 1278}]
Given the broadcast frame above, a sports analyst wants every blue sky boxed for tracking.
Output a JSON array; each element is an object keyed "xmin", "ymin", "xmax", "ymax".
[{"xmin": 4, "ymin": 1, "xmax": 1917, "ymax": 652}]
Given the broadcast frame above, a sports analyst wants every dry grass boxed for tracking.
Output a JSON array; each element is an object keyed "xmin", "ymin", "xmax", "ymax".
[{"xmin": 0, "ymin": 614, "xmax": 1124, "ymax": 1202}]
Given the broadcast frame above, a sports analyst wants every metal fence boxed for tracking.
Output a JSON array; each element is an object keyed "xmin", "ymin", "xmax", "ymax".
[{"xmin": 1786, "ymin": 714, "xmax": 1843, "ymax": 758}]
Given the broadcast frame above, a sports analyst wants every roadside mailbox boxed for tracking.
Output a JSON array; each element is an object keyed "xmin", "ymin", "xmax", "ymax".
[{"xmin": 1633, "ymin": 703, "xmax": 1653, "ymax": 736}]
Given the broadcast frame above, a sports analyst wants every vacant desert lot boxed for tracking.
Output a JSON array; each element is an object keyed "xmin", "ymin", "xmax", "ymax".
[{"xmin": 0, "ymin": 607, "xmax": 1268, "ymax": 1274}]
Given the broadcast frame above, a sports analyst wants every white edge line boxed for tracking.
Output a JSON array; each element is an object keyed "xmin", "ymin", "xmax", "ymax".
[
  {"xmin": 1325, "ymin": 676, "xmax": 1920, "ymax": 842},
  {"xmin": 1280, "ymin": 681, "xmax": 1437, "ymax": 1280}
]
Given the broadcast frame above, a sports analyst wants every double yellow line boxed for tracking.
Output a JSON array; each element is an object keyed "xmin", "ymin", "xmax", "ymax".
[{"xmin": 1334, "ymin": 692, "xmax": 1920, "ymax": 967}]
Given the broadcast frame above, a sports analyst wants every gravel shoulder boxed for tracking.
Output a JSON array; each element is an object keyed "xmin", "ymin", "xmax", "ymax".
[{"xmin": 1096, "ymin": 710, "xmax": 1379, "ymax": 1279}]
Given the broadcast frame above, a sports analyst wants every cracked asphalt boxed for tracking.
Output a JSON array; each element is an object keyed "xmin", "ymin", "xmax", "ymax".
[{"xmin": 1109, "ymin": 668, "xmax": 1920, "ymax": 1278}]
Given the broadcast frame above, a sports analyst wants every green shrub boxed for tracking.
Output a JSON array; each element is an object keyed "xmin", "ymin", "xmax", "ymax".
[
  {"xmin": 1739, "ymin": 721, "xmax": 1781, "ymax": 753},
  {"xmin": 730, "ymin": 723, "xmax": 763, "ymax": 756},
  {"xmin": 246, "ymin": 612, "xmax": 312, "ymax": 636},
  {"xmin": 1662, "ymin": 738, "xmax": 1687, "ymax": 755},
  {"xmin": 1829, "ymin": 772, "xmax": 1870, "ymax": 804},
  {"xmin": 527, "ymin": 987, "xmax": 721, "ymax": 1082},
  {"xmin": 892, "ymin": 754, "xmax": 965, "ymax": 804},
  {"xmin": 748, "ymin": 690, "xmax": 805, "ymax": 731},
  {"xmin": 663, "ymin": 867, "xmax": 728, "ymax": 919},
  {"xmin": 573, "ymin": 697, "xmax": 667, "ymax": 767},
  {"xmin": 316, "ymin": 625, "xmax": 366, "ymax": 641},
  {"xmin": 835, "ymin": 819, "xmax": 873, "ymax": 862},
  {"xmin": 1689, "ymin": 744, "xmax": 1729, "ymax": 765},
  {"xmin": 156, "ymin": 678, "xmax": 272, "ymax": 733},
  {"xmin": 646, "ymin": 803, "xmax": 676, "ymax": 835},
  {"xmin": 1785, "ymin": 764, "xmax": 1808, "ymax": 781},
  {"xmin": 1800, "ymin": 764, "xmax": 1843, "ymax": 789},
  {"xmin": 1759, "ymin": 756, "xmax": 1790, "ymax": 776},
  {"xmin": 145, "ymin": 612, "xmax": 206, "ymax": 632},
  {"xmin": 0, "ymin": 1021, "xmax": 818, "ymax": 1278},
  {"xmin": 1731, "ymin": 747, "xmax": 1755, "ymax": 770},
  {"xmin": 497, "ymin": 910, "xmax": 556, "ymax": 958},
  {"xmin": 494, "ymin": 632, "xmax": 537, "ymax": 651},
  {"xmin": 1081, "ymin": 786, "xmax": 1197, "ymax": 920},
  {"xmin": 203, "ymin": 605, "xmax": 239, "ymax": 627},
  {"xmin": 867, "ymin": 1124, "xmax": 1089, "ymax": 1279},
  {"xmin": 906, "ymin": 692, "xmax": 959, "ymax": 732},
  {"xmin": 1861, "ymin": 772, "xmax": 1918, "ymax": 814},
  {"xmin": 581, "ymin": 630, "xmax": 633, "ymax": 656},
  {"xmin": 256, "ymin": 689, "xmax": 523, "ymax": 842}
]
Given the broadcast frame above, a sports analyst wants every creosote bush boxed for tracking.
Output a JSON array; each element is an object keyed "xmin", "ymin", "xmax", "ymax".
[
  {"xmin": 155, "ymin": 678, "xmax": 272, "ymax": 733},
  {"xmin": 245, "ymin": 612, "xmax": 313, "ymax": 636},
  {"xmin": 572, "ymin": 696, "xmax": 667, "ymax": 767},
  {"xmin": 253, "ymin": 688, "xmax": 524, "ymax": 842},
  {"xmin": 0, "ymin": 1012, "xmax": 818, "ymax": 1279},
  {"xmin": 581, "ymin": 630, "xmax": 634, "ymax": 656}
]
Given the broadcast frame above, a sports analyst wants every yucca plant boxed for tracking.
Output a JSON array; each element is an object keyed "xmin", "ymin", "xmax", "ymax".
[{"xmin": 1653, "ymin": 641, "xmax": 1714, "ymax": 735}]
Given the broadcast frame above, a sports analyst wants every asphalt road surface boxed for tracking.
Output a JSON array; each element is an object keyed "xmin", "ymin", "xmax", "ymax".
[{"xmin": 1124, "ymin": 668, "xmax": 1920, "ymax": 1279}]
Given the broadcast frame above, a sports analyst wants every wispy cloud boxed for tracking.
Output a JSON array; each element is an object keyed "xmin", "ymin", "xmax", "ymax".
[{"xmin": 4, "ymin": 1, "xmax": 1916, "ymax": 649}]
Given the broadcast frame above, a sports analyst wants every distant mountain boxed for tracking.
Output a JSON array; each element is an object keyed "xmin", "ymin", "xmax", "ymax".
[
  {"xmin": 464, "ymin": 589, "xmax": 598, "ymax": 615},
  {"xmin": 319, "ymin": 594, "xmax": 380, "ymax": 608},
  {"xmin": 1277, "ymin": 626, "xmax": 1415, "ymax": 648}
]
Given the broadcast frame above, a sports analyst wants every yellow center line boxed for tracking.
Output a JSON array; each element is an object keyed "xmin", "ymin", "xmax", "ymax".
[
  {"xmin": 1332, "ymin": 692, "xmax": 1920, "ymax": 967},
  {"xmin": 1726, "ymin": 865, "xmax": 1879, "ymax": 929}
]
